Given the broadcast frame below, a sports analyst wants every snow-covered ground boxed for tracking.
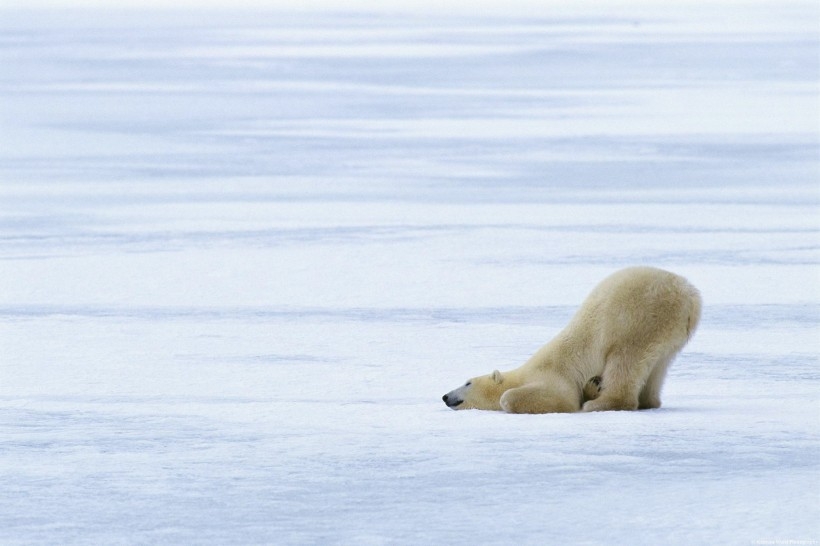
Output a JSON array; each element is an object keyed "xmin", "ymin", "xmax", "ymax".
[{"xmin": 1, "ymin": 2, "xmax": 818, "ymax": 544}]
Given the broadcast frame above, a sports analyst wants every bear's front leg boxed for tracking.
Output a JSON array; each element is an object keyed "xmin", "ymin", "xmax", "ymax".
[
  {"xmin": 500, "ymin": 383, "xmax": 578, "ymax": 414},
  {"xmin": 582, "ymin": 376, "xmax": 603, "ymax": 402},
  {"xmin": 581, "ymin": 392, "xmax": 639, "ymax": 412}
]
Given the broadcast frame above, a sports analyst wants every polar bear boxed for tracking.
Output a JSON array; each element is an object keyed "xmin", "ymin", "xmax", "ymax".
[{"xmin": 442, "ymin": 266, "xmax": 701, "ymax": 413}]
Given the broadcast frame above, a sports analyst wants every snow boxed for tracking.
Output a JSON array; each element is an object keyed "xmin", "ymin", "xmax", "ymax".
[{"xmin": 1, "ymin": 2, "xmax": 818, "ymax": 544}]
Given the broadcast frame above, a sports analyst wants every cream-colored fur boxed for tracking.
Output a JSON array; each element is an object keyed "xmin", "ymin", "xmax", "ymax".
[{"xmin": 442, "ymin": 266, "xmax": 701, "ymax": 413}]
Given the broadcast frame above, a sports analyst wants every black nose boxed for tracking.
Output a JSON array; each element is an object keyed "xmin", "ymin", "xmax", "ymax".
[{"xmin": 442, "ymin": 394, "xmax": 462, "ymax": 408}]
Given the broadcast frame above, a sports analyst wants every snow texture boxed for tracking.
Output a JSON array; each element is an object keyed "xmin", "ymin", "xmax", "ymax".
[{"xmin": 1, "ymin": 2, "xmax": 818, "ymax": 545}]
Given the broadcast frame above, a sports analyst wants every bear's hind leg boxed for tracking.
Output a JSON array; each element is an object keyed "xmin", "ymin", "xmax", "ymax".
[
  {"xmin": 582, "ymin": 348, "xmax": 645, "ymax": 412},
  {"xmin": 500, "ymin": 383, "xmax": 578, "ymax": 414},
  {"xmin": 638, "ymin": 351, "xmax": 675, "ymax": 410}
]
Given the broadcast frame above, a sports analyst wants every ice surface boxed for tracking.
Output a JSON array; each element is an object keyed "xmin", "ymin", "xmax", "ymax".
[{"xmin": 1, "ymin": 2, "xmax": 818, "ymax": 545}]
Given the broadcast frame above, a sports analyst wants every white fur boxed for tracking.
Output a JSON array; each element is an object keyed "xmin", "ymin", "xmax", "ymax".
[{"xmin": 443, "ymin": 266, "xmax": 702, "ymax": 413}]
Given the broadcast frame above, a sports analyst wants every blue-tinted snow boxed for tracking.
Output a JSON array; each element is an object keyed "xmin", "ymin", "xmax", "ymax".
[{"xmin": 1, "ymin": 2, "xmax": 818, "ymax": 545}]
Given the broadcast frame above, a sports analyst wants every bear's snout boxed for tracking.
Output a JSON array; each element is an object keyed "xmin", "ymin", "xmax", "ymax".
[{"xmin": 442, "ymin": 393, "xmax": 462, "ymax": 408}]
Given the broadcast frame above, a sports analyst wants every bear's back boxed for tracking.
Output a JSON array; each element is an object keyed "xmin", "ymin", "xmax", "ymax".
[{"xmin": 570, "ymin": 266, "xmax": 700, "ymax": 350}]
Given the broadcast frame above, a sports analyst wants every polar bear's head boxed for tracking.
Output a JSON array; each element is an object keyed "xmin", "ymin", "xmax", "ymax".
[{"xmin": 442, "ymin": 370, "xmax": 506, "ymax": 410}]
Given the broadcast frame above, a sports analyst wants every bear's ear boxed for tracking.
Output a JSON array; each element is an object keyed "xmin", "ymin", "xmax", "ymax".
[{"xmin": 491, "ymin": 370, "xmax": 504, "ymax": 384}]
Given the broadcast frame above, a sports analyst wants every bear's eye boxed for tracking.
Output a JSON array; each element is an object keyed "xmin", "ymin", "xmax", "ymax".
[{"xmin": 465, "ymin": 381, "xmax": 472, "ymax": 386}]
